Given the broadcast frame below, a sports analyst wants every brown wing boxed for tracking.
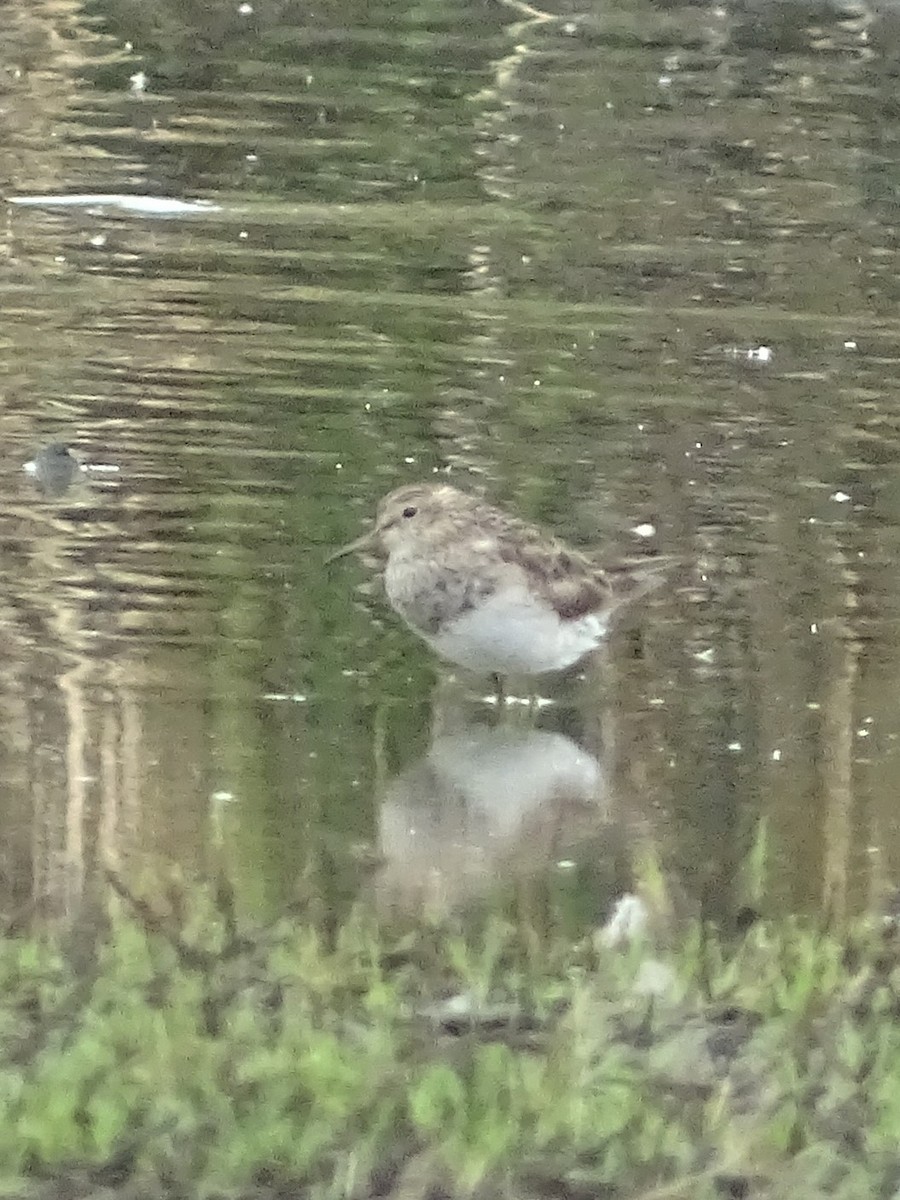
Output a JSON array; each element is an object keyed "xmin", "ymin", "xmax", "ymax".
[
  {"xmin": 493, "ymin": 516, "xmax": 678, "ymax": 622},
  {"xmin": 456, "ymin": 494, "xmax": 676, "ymax": 622},
  {"xmin": 602, "ymin": 555, "xmax": 680, "ymax": 605},
  {"xmin": 492, "ymin": 522, "xmax": 614, "ymax": 621}
]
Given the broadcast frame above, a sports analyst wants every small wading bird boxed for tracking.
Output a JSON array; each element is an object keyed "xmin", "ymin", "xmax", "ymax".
[{"xmin": 327, "ymin": 481, "xmax": 678, "ymax": 694}]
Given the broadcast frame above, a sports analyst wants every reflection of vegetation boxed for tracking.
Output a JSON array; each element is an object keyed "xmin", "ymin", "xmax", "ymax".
[
  {"xmin": 84, "ymin": 0, "xmax": 500, "ymax": 88},
  {"xmin": 9, "ymin": 0, "xmax": 900, "ymax": 946},
  {"xmin": 82, "ymin": 0, "xmax": 280, "ymax": 87},
  {"xmin": 5, "ymin": 872, "xmax": 900, "ymax": 1197},
  {"xmin": 87, "ymin": 0, "xmax": 370, "ymax": 49}
]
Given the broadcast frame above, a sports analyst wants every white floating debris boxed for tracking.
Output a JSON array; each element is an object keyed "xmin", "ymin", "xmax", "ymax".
[
  {"xmin": 632, "ymin": 522, "xmax": 656, "ymax": 538},
  {"xmin": 693, "ymin": 647, "xmax": 715, "ymax": 663},
  {"xmin": 262, "ymin": 692, "xmax": 308, "ymax": 703},
  {"xmin": 599, "ymin": 894, "xmax": 649, "ymax": 948},
  {"xmin": 725, "ymin": 345, "xmax": 773, "ymax": 364},
  {"xmin": 238, "ymin": 1, "xmax": 253, "ymax": 11},
  {"xmin": 422, "ymin": 992, "xmax": 477, "ymax": 1020},
  {"xmin": 634, "ymin": 959, "xmax": 676, "ymax": 998},
  {"xmin": 501, "ymin": 694, "xmax": 554, "ymax": 708},
  {"xmin": 211, "ymin": 790, "xmax": 235, "ymax": 803},
  {"xmin": 810, "ymin": 622, "xmax": 818, "ymax": 634},
  {"xmin": 857, "ymin": 728, "xmax": 870, "ymax": 738},
  {"xmin": 843, "ymin": 340, "xmax": 858, "ymax": 350},
  {"xmin": 8, "ymin": 194, "xmax": 222, "ymax": 216},
  {"xmin": 807, "ymin": 702, "xmax": 821, "ymax": 710},
  {"xmin": 24, "ymin": 453, "xmax": 87, "ymax": 477},
  {"xmin": 556, "ymin": 859, "xmax": 576, "ymax": 871},
  {"xmin": 727, "ymin": 740, "xmax": 742, "ymax": 751},
  {"xmin": 830, "ymin": 490, "xmax": 850, "ymax": 503},
  {"xmin": 772, "ymin": 749, "xmax": 782, "ymax": 762},
  {"xmin": 129, "ymin": 70, "xmax": 147, "ymax": 95},
  {"xmin": 89, "ymin": 233, "xmax": 107, "ymax": 247}
]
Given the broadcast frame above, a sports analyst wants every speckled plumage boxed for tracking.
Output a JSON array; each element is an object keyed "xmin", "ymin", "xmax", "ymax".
[{"xmin": 330, "ymin": 482, "xmax": 674, "ymax": 675}]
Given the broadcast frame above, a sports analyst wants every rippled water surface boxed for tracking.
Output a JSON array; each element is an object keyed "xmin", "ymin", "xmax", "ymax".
[{"xmin": 2, "ymin": 0, "xmax": 899, "ymax": 926}]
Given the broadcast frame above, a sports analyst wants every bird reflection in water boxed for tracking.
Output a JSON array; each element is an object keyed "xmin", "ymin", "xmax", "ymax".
[{"xmin": 375, "ymin": 724, "xmax": 608, "ymax": 917}]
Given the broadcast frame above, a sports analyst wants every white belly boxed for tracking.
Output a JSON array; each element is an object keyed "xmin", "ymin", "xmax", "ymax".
[{"xmin": 425, "ymin": 590, "xmax": 609, "ymax": 674}]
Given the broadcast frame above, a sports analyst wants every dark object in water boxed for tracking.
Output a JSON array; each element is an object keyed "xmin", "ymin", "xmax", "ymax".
[{"xmin": 24, "ymin": 442, "xmax": 83, "ymax": 497}]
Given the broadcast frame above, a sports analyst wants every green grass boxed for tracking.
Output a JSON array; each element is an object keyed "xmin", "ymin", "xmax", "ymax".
[{"xmin": 3, "ymin": 874, "xmax": 900, "ymax": 1199}]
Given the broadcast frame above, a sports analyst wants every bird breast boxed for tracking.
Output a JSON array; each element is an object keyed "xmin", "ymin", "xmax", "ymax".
[{"xmin": 384, "ymin": 550, "xmax": 498, "ymax": 637}]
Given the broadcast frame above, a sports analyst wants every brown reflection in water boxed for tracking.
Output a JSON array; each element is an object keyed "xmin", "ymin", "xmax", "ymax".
[
  {"xmin": 820, "ymin": 622, "xmax": 857, "ymax": 923},
  {"xmin": 748, "ymin": 542, "xmax": 860, "ymax": 920},
  {"xmin": 570, "ymin": 454, "xmax": 882, "ymax": 922},
  {"xmin": 0, "ymin": 487, "xmax": 220, "ymax": 922},
  {"xmin": 20, "ymin": 649, "xmax": 221, "ymax": 923},
  {"xmin": 749, "ymin": 513, "xmax": 864, "ymax": 919}
]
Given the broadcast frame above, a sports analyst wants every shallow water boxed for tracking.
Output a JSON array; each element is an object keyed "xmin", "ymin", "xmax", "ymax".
[{"xmin": 1, "ymin": 0, "xmax": 899, "ymax": 927}]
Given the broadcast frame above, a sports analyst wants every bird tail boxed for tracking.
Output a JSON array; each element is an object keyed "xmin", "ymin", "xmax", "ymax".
[{"xmin": 606, "ymin": 554, "xmax": 682, "ymax": 611}]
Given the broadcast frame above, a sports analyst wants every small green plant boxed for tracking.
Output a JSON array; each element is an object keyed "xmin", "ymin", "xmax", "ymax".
[{"xmin": 0, "ymin": 874, "xmax": 895, "ymax": 1198}]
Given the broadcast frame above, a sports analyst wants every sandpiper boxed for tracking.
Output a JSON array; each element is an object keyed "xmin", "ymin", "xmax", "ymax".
[{"xmin": 328, "ymin": 481, "xmax": 676, "ymax": 678}]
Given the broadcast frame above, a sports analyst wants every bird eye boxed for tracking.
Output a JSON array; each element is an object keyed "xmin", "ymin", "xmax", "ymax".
[{"xmin": 402, "ymin": 506, "xmax": 417, "ymax": 519}]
